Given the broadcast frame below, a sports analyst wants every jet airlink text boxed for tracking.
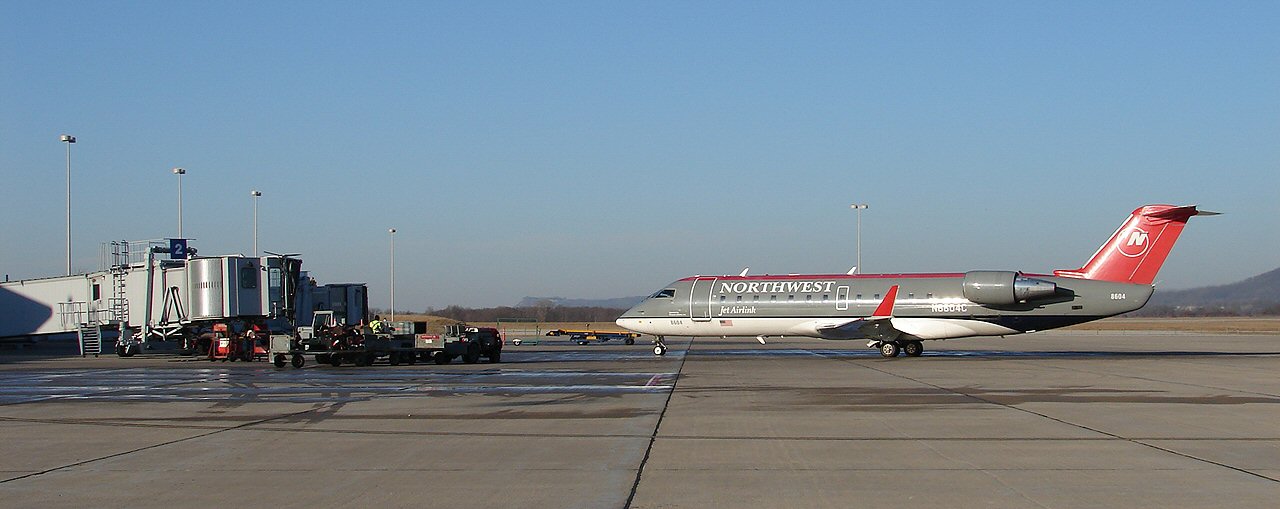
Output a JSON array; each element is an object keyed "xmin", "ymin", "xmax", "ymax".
[{"xmin": 718, "ymin": 281, "xmax": 835, "ymax": 295}]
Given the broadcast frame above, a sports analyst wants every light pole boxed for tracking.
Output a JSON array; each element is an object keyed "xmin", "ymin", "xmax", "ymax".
[
  {"xmin": 388, "ymin": 228, "xmax": 396, "ymax": 321},
  {"xmin": 250, "ymin": 190, "xmax": 261, "ymax": 256},
  {"xmin": 60, "ymin": 134, "xmax": 75, "ymax": 275},
  {"xmin": 850, "ymin": 203, "xmax": 868, "ymax": 274},
  {"xmin": 173, "ymin": 168, "xmax": 185, "ymax": 238}
]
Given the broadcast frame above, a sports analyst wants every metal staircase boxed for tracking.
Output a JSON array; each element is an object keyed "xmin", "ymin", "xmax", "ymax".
[{"xmin": 77, "ymin": 323, "xmax": 102, "ymax": 357}]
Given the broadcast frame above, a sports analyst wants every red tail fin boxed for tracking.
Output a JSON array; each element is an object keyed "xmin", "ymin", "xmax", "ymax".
[{"xmin": 1055, "ymin": 205, "xmax": 1214, "ymax": 285}]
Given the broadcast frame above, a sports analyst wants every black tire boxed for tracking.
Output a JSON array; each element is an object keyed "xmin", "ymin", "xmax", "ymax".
[
  {"xmin": 316, "ymin": 354, "xmax": 331, "ymax": 364},
  {"xmin": 273, "ymin": 354, "xmax": 287, "ymax": 368},
  {"xmin": 488, "ymin": 349, "xmax": 501, "ymax": 363},
  {"xmin": 625, "ymin": 337, "xmax": 635, "ymax": 345},
  {"xmin": 464, "ymin": 344, "xmax": 481, "ymax": 364},
  {"xmin": 389, "ymin": 353, "xmax": 401, "ymax": 366},
  {"xmin": 291, "ymin": 354, "xmax": 305, "ymax": 368},
  {"xmin": 903, "ymin": 341, "xmax": 924, "ymax": 357},
  {"xmin": 329, "ymin": 355, "xmax": 343, "ymax": 367},
  {"xmin": 406, "ymin": 352, "xmax": 417, "ymax": 365},
  {"xmin": 355, "ymin": 354, "xmax": 370, "ymax": 367},
  {"xmin": 434, "ymin": 352, "xmax": 451, "ymax": 365},
  {"xmin": 879, "ymin": 342, "xmax": 900, "ymax": 358}
]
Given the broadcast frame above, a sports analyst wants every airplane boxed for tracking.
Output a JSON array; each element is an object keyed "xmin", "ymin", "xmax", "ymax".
[{"xmin": 616, "ymin": 204, "xmax": 1215, "ymax": 358}]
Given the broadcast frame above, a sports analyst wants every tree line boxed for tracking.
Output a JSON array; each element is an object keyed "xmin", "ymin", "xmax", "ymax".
[{"xmin": 371, "ymin": 304, "xmax": 628, "ymax": 323}]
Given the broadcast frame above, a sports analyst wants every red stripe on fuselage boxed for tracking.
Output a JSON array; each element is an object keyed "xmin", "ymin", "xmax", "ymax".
[{"xmin": 677, "ymin": 273, "xmax": 965, "ymax": 282}]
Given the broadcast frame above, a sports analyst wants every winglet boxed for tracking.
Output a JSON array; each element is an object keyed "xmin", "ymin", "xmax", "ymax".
[{"xmin": 871, "ymin": 285, "xmax": 899, "ymax": 318}]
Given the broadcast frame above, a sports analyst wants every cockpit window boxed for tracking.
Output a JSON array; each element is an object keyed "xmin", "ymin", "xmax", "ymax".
[{"xmin": 650, "ymin": 288, "xmax": 676, "ymax": 299}]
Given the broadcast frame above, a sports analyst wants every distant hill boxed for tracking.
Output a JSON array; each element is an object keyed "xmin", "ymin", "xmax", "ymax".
[
  {"xmin": 1137, "ymin": 267, "xmax": 1280, "ymax": 316},
  {"xmin": 517, "ymin": 296, "xmax": 646, "ymax": 309}
]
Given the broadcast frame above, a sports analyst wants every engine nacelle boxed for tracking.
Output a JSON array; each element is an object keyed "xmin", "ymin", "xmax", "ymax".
[{"xmin": 962, "ymin": 271, "xmax": 1058, "ymax": 306}]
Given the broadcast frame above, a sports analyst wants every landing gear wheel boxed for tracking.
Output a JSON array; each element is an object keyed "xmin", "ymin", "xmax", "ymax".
[
  {"xmin": 903, "ymin": 341, "xmax": 924, "ymax": 357},
  {"xmin": 273, "ymin": 354, "xmax": 287, "ymax": 368},
  {"xmin": 625, "ymin": 337, "xmax": 635, "ymax": 345},
  {"xmin": 291, "ymin": 354, "xmax": 305, "ymax": 368},
  {"xmin": 653, "ymin": 335, "xmax": 668, "ymax": 356},
  {"xmin": 879, "ymin": 341, "xmax": 901, "ymax": 358}
]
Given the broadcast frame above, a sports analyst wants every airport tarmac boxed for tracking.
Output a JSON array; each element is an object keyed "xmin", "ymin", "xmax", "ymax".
[{"xmin": 1, "ymin": 332, "xmax": 1279, "ymax": 508}]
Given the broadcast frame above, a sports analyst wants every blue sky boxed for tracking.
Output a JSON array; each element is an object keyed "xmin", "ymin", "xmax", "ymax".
[{"xmin": 2, "ymin": 1, "xmax": 1277, "ymax": 309}]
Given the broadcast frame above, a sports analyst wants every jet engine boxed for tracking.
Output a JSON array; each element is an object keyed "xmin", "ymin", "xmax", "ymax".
[{"xmin": 962, "ymin": 271, "xmax": 1057, "ymax": 306}]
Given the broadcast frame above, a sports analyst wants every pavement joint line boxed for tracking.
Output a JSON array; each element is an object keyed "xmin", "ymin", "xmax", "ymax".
[
  {"xmin": 820, "ymin": 351, "xmax": 1280, "ymax": 485},
  {"xmin": 7, "ymin": 415, "xmax": 1278, "ymax": 442},
  {"xmin": 815, "ymin": 352, "xmax": 1053, "ymax": 508},
  {"xmin": 1013, "ymin": 361, "xmax": 1280, "ymax": 400},
  {"xmin": 0, "ymin": 401, "xmax": 348, "ymax": 485},
  {"xmin": 625, "ymin": 338, "xmax": 689, "ymax": 509}
]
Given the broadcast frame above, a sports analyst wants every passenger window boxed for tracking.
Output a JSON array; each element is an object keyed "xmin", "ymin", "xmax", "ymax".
[
  {"xmin": 908, "ymin": 293, "xmax": 915, "ymax": 299},
  {"xmin": 822, "ymin": 294, "xmax": 829, "ymax": 302},
  {"xmin": 806, "ymin": 295, "xmax": 812, "ymax": 301},
  {"xmin": 719, "ymin": 295, "xmax": 726, "ymax": 302},
  {"xmin": 874, "ymin": 293, "xmax": 880, "ymax": 300},
  {"xmin": 856, "ymin": 294, "xmax": 863, "ymax": 300},
  {"xmin": 788, "ymin": 295, "xmax": 794, "ymax": 301},
  {"xmin": 736, "ymin": 296, "xmax": 742, "ymax": 302},
  {"xmin": 927, "ymin": 293, "xmax": 934, "ymax": 299},
  {"xmin": 753, "ymin": 295, "xmax": 759, "ymax": 302},
  {"xmin": 770, "ymin": 295, "xmax": 777, "ymax": 301}
]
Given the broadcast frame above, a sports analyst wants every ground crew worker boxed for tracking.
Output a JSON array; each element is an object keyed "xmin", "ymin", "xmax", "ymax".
[{"xmin": 370, "ymin": 315, "xmax": 386, "ymax": 334}]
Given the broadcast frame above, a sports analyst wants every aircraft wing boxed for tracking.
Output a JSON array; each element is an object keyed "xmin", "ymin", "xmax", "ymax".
[
  {"xmin": 804, "ymin": 285, "xmax": 906, "ymax": 342},
  {"xmin": 813, "ymin": 316, "xmax": 902, "ymax": 341}
]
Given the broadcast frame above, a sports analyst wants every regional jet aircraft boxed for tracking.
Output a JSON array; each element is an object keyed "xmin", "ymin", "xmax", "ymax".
[{"xmin": 617, "ymin": 204, "xmax": 1214, "ymax": 358}]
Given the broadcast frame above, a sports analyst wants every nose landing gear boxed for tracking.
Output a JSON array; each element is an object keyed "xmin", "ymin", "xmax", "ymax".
[{"xmin": 653, "ymin": 336, "xmax": 668, "ymax": 356}]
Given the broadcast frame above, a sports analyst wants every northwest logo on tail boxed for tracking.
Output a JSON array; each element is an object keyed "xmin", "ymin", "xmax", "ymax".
[{"xmin": 1118, "ymin": 227, "xmax": 1150, "ymax": 258}]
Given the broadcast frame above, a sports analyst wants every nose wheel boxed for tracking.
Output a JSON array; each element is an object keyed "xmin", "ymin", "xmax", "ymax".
[{"xmin": 653, "ymin": 336, "xmax": 667, "ymax": 356}]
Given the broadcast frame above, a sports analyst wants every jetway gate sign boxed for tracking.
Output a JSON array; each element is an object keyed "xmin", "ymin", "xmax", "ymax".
[{"xmin": 170, "ymin": 239, "xmax": 188, "ymax": 259}]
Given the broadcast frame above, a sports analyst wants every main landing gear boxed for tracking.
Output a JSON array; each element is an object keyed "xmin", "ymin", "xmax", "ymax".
[
  {"xmin": 653, "ymin": 336, "xmax": 668, "ymax": 356},
  {"xmin": 870, "ymin": 340, "xmax": 924, "ymax": 358}
]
